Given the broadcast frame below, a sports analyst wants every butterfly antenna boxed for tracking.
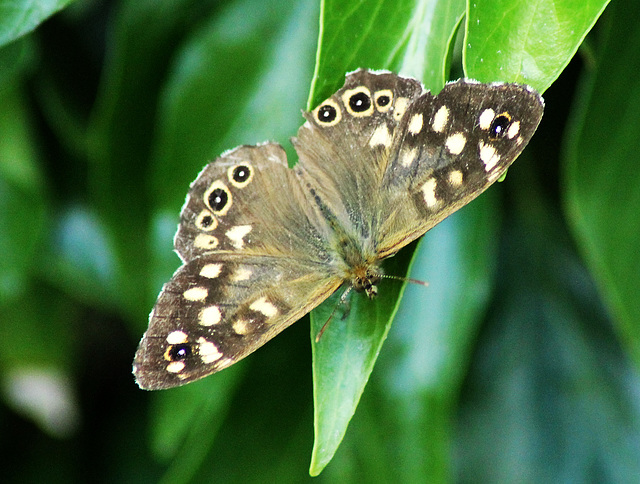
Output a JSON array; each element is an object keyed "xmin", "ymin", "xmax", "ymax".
[
  {"xmin": 315, "ymin": 286, "xmax": 352, "ymax": 343},
  {"xmin": 380, "ymin": 274, "xmax": 429, "ymax": 287}
]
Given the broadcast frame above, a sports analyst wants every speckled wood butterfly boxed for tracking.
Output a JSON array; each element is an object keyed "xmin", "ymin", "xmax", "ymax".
[{"xmin": 133, "ymin": 69, "xmax": 544, "ymax": 390}]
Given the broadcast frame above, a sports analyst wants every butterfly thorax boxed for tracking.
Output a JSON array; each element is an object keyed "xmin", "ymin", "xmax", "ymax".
[{"xmin": 332, "ymin": 232, "xmax": 381, "ymax": 299}]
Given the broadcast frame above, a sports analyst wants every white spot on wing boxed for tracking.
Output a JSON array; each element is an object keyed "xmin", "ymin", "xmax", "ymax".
[
  {"xmin": 448, "ymin": 170, "xmax": 463, "ymax": 187},
  {"xmin": 166, "ymin": 361, "xmax": 185, "ymax": 373},
  {"xmin": 231, "ymin": 266, "xmax": 253, "ymax": 281},
  {"xmin": 400, "ymin": 147, "xmax": 417, "ymax": 167},
  {"xmin": 507, "ymin": 120, "xmax": 520, "ymax": 139},
  {"xmin": 250, "ymin": 296, "xmax": 279, "ymax": 318},
  {"xmin": 445, "ymin": 133, "xmax": 466, "ymax": 155},
  {"xmin": 478, "ymin": 108, "xmax": 495, "ymax": 130},
  {"xmin": 166, "ymin": 331, "xmax": 188, "ymax": 345},
  {"xmin": 393, "ymin": 97, "xmax": 409, "ymax": 121},
  {"xmin": 408, "ymin": 113, "xmax": 423, "ymax": 134},
  {"xmin": 197, "ymin": 337, "xmax": 223, "ymax": 363},
  {"xmin": 183, "ymin": 286, "xmax": 208, "ymax": 301},
  {"xmin": 200, "ymin": 263, "xmax": 223, "ymax": 278},
  {"xmin": 199, "ymin": 305, "xmax": 222, "ymax": 326},
  {"xmin": 226, "ymin": 225, "xmax": 252, "ymax": 249},
  {"xmin": 369, "ymin": 124, "xmax": 392, "ymax": 148},
  {"xmin": 232, "ymin": 319, "xmax": 251, "ymax": 335},
  {"xmin": 421, "ymin": 178, "xmax": 438, "ymax": 207},
  {"xmin": 432, "ymin": 105, "xmax": 449, "ymax": 133},
  {"xmin": 478, "ymin": 141, "xmax": 501, "ymax": 171},
  {"xmin": 194, "ymin": 234, "xmax": 218, "ymax": 250}
]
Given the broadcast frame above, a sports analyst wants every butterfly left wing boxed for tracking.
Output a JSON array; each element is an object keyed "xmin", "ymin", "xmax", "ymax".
[
  {"xmin": 134, "ymin": 143, "xmax": 343, "ymax": 390},
  {"xmin": 375, "ymin": 79, "xmax": 544, "ymax": 258}
]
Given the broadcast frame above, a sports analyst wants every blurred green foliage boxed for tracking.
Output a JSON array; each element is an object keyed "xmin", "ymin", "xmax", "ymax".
[{"xmin": 3, "ymin": 0, "xmax": 640, "ymax": 482}]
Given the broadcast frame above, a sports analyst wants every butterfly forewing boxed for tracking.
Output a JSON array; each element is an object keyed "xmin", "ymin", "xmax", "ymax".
[
  {"xmin": 376, "ymin": 80, "xmax": 544, "ymax": 257},
  {"xmin": 134, "ymin": 254, "xmax": 341, "ymax": 390},
  {"xmin": 292, "ymin": 71, "xmax": 424, "ymax": 241},
  {"xmin": 173, "ymin": 143, "xmax": 331, "ymax": 263}
]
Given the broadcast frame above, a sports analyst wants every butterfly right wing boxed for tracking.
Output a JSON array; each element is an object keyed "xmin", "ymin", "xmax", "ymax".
[{"xmin": 375, "ymin": 80, "xmax": 544, "ymax": 258}]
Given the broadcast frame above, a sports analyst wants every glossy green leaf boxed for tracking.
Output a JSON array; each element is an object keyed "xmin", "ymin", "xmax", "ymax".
[
  {"xmin": 564, "ymin": 0, "xmax": 640, "ymax": 365},
  {"xmin": 309, "ymin": 251, "xmax": 410, "ymax": 475},
  {"xmin": 310, "ymin": 0, "xmax": 465, "ymax": 106},
  {"xmin": 312, "ymin": 194, "xmax": 500, "ymax": 479},
  {"xmin": 0, "ymin": 0, "xmax": 74, "ymax": 48},
  {"xmin": 309, "ymin": 0, "xmax": 609, "ymax": 474},
  {"xmin": 464, "ymin": 0, "xmax": 611, "ymax": 91},
  {"xmin": 309, "ymin": 0, "xmax": 466, "ymax": 475}
]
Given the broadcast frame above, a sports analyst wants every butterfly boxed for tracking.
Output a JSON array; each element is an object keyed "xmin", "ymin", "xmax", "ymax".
[{"xmin": 133, "ymin": 69, "xmax": 544, "ymax": 390}]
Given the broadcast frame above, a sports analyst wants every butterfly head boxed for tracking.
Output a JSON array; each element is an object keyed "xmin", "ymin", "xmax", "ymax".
[{"xmin": 349, "ymin": 265, "xmax": 380, "ymax": 299}]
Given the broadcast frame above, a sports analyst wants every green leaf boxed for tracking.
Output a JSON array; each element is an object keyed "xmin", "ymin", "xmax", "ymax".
[
  {"xmin": 0, "ymin": 0, "xmax": 74, "ymax": 48},
  {"xmin": 309, "ymin": 0, "xmax": 608, "ymax": 474},
  {"xmin": 564, "ymin": 0, "xmax": 640, "ymax": 365},
  {"xmin": 309, "ymin": 0, "xmax": 465, "ymax": 107},
  {"xmin": 309, "ymin": 0, "xmax": 465, "ymax": 475},
  {"xmin": 464, "ymin": 0, "xmax": 611, "ymax": 91},
  {"xmin": 309, "ymin": 250, "xmax": 409, "ymax": 475}
]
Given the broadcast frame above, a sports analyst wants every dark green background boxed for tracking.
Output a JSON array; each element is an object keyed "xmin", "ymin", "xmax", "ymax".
[{"xmin": 2, "ymin": 0, "xmax": 638, "ymax": 482}]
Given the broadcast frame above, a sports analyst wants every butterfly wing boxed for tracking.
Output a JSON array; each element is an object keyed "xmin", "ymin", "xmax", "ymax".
[
  {"xmin": 292, "ymin": 70, "xmax": 424, "ymax": 249},
  {"xmin": 134, "ymin": 144, "xmax": 342, "ymax": 389},
  {"xmin": 173, "ymin": 143, "xmax": 332, "ymax": 263},
  {"xmin": 134, "ymin": 254, "xmax": 341, "ymax": 389},
  {"xmin": 376, "ymin": 80, "xmax": 544, "ymax": 257},
  {"xmin": 293, "ymin": 70, "xmax": 543, "ymax": 259}
]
